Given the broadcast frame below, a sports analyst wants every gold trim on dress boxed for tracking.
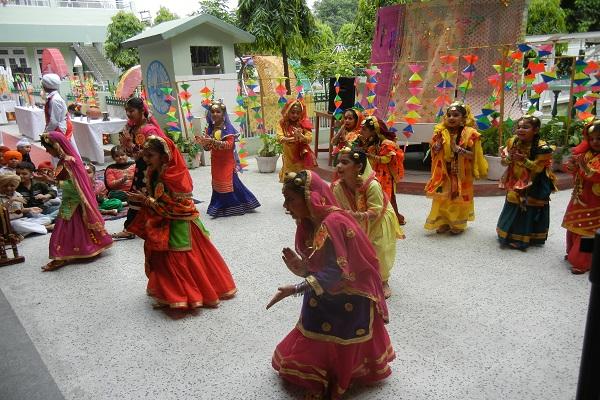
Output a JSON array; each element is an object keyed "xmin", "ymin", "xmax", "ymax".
[
  {"xmin": 306, "ymin": 275, "xmax": 324, "ymax": 296},
  {"xmin": 296, "ymin": 303, "xmax": 375, "ymax": 345}
]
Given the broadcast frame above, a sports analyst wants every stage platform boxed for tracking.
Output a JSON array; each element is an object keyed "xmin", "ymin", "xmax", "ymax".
[{"xmin": 314, "ymin": 151, "xmax": 574, "ymax": 196}]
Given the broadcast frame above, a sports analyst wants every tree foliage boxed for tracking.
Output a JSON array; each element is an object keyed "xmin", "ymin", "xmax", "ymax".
[
  {"xmin": 237, "ymin": 0, "xmax": 318, "ymax": 92},
  {"xmin": 104, "ymin": 11, "xmax": 145, "ymax": 71},
  {"xmin": 526, "ymin": 0, "xmax": 566, "ymax": 34},
  {"xmin": 195, "ymin": 0, "xmax": 236, "ymax": 25},
  {"xmin": 153, "ymin": 6, "xmax": 178, "ymax": 25},
  {"xmin": 313, "ymin": 0, "xmax": 358, "ymax": 33},
  {"xmin": 562, "ymin": 0, "xmax": 600, "ymax": 32}
]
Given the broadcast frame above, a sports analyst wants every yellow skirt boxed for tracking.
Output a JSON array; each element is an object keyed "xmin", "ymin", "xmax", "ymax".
[{"xmin": 424, "ymin": 197, "xmax": 474, "ymax": 231}]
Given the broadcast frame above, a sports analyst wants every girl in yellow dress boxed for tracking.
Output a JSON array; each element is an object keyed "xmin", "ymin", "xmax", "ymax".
[
  {"xmin": 276, "ymin": 99, "xmax": 317, "ymax": 182},
  {"xmin": 424, "ymin": 102, "xmax": 488, "ymax": 234},
  {"xmin": 331, "ymin": 147, "xmax": 404, "ymax": 298}
]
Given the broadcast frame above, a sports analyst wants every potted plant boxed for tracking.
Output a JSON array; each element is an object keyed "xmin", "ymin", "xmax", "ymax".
[
  {"xmin": 177, "ymin": 137, "xmax": 202, "ymax": 169},
  {"xmin": 256, "ymin": 133, "xmax": 282, "ymax": 173},
  {"xmin": 539, "ymin": 116, "xmax": 584, "ymax": 172},
  {"xmin": 481, "ymin": 118, "xmax": 514, "ymax": 181}
]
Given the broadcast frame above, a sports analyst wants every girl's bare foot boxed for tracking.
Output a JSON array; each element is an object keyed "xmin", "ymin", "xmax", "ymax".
[
  {"xmin": 111, "ymin": 230, "xmax": 135, "ymax": 240},
  {"xmin": 42, "ymin": 259, "xmax": 68, "ymax": 272}
]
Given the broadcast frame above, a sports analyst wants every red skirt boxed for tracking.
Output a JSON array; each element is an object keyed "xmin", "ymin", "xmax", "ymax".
[
  {"xmin": 272, "ymin": 314, "xmax": 395, "ymax": 399},
  {"xmin": 145, "ymin": 223, "xmax": 237, "ymax": 309},
  {"xmin": 566, "ymin": 231, "xmax": 592, "ymax": 273}
]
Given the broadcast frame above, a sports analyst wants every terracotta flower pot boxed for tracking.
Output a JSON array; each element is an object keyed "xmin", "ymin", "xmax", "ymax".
[{"xmin": 87, "ymin": 106, "xmax": 102, "ymax": 120}]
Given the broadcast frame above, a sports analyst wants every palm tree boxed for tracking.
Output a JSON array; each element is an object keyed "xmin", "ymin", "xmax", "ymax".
[{"xmin": 237, "ymin": 0, "xmax": 317, "ymax": 94}]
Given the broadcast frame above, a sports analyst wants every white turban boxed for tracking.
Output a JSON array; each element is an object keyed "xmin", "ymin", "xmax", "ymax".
[
  {"xmin": 16, "ymin": 138, "xmax": 31, "ymax": 148},
  {"xmin": 42, "ymin": 74, "xmax": 61, "ymax": 90}
]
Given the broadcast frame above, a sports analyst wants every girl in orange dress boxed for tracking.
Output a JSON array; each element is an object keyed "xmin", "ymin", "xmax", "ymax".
[
  {"xmin": 127, "ymin": 135, "xmax": 237, "ymax": 309},
  {"xmin": 562, "ymin": 119, "xmax": 600, "ymax": 273},
  {"xmin": 277, "ymin": 99, "xmax": 317, "ymax": 182},
  {"xmin": 331, "ymin": 108, "xmax": 363, "ymax": 165},
  {"xmin": 359, "ymin": 115, "xmax": 405, "ymax": 225}
]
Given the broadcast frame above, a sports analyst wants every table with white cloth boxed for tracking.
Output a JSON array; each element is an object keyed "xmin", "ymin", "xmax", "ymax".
[
  {"xmin": 14, "ymin": 106, "xmax": 45, "ymax": 141},
  {"xmin": 0, "ymin": 100, "xmax": 16, "ymax": 113},
  {"xmin": 0, "ymin": 103, "xmax": 7, "ymax": 124},
  {"xmin": 72, "ymin": 118, "xmax": 127, "ymax": 163}
]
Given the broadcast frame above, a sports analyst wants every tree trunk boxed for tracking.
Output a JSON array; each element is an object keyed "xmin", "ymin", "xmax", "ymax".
[{"xmin": 282, "ymin": 44, "xmax": 291, "ymax": 95}]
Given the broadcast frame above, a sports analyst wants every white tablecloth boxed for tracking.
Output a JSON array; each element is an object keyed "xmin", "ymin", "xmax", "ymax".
[
  {"xmin": 14, "ymin": 106, "xmax": 46, "ymax": 141},
  {"xmin": 0, "ymin": 100, "xmax": 16, "ymax": 113},
  {"xmin": 0, "ymin": 103, "xmax": 7, "ymax": 124},
  {"xmin": 72, "ymin": 118, "xmax": 127, "ymax": 163}
]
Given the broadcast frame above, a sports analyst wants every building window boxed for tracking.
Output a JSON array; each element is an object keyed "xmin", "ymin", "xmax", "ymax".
[
  {"xmin": 0, "ymin": 47, "xmax": 28, "ymax": 77},
  {"xmin": 190, "ymin": 46, "xmax": 223, "ymax": 75}
]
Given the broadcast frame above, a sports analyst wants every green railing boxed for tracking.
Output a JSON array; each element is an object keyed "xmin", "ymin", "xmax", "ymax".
[{"xmin": 105, "ymin": 97, "xmax": 127, "ymax": 106}]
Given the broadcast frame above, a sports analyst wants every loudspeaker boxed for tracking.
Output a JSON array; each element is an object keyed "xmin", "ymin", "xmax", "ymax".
[{"xmin": 328, "ymin": 77, "xmax": 356, "ymax": 113}]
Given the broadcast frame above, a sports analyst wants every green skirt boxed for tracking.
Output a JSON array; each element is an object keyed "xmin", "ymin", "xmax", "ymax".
[{"xmin": 496, "ymin": 174, "xmax": 553, "ymax": 250}]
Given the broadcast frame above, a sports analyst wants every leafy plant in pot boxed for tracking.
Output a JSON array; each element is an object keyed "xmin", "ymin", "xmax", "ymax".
[
  {"xmin": 256, "ymin": 133, "xmax": 282, "ymax": 173},
  {"xmin": 538, "ymin": 116, "xmax": 584, "ymax": 172},
  {"xmin": 177, "ymin": 137, "xmax": 202, "ymax": 169}
]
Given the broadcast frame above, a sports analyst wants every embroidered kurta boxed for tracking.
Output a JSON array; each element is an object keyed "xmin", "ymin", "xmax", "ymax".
[
  {"xmin": 562, "ymin": 150, "xmax": 600, "ymax": 272},
  {"xmin": 331, "ymin": 170, "xmax": 404, "ymax": 281},
  {"xmin": 424, "ymin": 125, "xmax": 487, "ymax": 231},
  {"xmin": 496, "ymin": 136, "xmax": 557, "ymax": 249}
]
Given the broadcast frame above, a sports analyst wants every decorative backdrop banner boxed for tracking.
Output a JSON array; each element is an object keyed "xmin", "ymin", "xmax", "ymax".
[{"xmin": 372, "ymin": 0, "xmax": 529, "ymax": 123}]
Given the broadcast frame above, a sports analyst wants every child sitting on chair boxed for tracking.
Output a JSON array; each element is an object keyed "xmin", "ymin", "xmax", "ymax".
[
  {"xmin": 85, "ymin": 163, "xmax": 124, "ymax": 216},
  {"xmin": 0, "ymin": 174, "xmax": 52, "ymax": 236},
  {"xmin": 103, "ymin": 145, "xmax": 134, "ymax": 202}
]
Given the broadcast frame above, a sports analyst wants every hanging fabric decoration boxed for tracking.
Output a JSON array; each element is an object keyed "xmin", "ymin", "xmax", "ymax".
[
  {"xmin": 246, "ymin": 78, "xmax": 264, "ymax": 134},
  {"xmin": 402, "ymin": 64, "xmax": 424, "ymax": 139},
  {"xmin": 332, "ymin": 74, "xmax": 343, "ymax": 120},
  {"xmin": 364, "ymin": 66, "xmax": 380, "ymax": 116},
  {"xmin": 178, "ymin": 82, "xmax": 194, "ymax": 135},
  {"xmin": 385, "ymin": 73, "xmax": 399, "ymax": 132},
  {"xmin": 572, "ymin": 60, "xmax": 594, "ymax": 120},
  {"xmin": 275, "ymin": 77, "xmax": 287, "ymax": 109},
  {"xmin": 161, "ymin": 87, "xmax": 181, "ymax": 142},
  {"xmin": 458, "ymin": 54, "xmax": 479, "ymax": 101},
  {"xmin": 234, "ymin": 84, "xmax": 247, "ymax": 127},
  {"xmin": 433, "ymin": 55, "xmax": 457, "ymax": 120},
  {"xmin": 200, "ymin": 84, "xmax": 213, "ymax": 109}
]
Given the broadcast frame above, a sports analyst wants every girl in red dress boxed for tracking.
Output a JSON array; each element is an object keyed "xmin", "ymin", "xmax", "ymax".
[
  {"xmin": 127, "ymin": 135, "xmax": 237, "ymax": 309},
  {"xmin": 563, "ymin": 119, "xmax": 600, "ymax": 274}
]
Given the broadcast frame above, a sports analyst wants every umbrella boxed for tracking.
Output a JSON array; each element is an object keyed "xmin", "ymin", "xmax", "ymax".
[
  {"xmin": 41, "ymin": 48, "xmax": 69, "ymax": 78},
  {"xmin": 115, "ymin": 65, "xmax": 142, "ymax": 99}
]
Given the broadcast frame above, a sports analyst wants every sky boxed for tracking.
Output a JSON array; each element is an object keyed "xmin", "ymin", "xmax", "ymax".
[{"xmin": 131, "ymin": 0, "xmax": 316, "ymax": 20}]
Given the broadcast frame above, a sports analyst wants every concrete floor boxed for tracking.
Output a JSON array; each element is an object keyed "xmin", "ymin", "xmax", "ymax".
[{"xmin": 0, "ymin": 155, "xmax": 591, "ymax": 400}]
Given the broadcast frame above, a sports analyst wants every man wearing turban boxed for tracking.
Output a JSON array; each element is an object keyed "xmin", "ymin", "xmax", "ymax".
[{"xmin": 42, "ymin": 73, "xmax": 77, "ymax": 154}]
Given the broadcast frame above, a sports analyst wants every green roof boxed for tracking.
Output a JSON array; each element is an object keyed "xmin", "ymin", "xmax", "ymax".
[{"xmin": 122, "ymin": 14, "xmax": 255, "ymax": 48}]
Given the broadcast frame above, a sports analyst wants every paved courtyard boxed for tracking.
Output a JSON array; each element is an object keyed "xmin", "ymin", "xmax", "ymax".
[{"xmin": 0, "ymin": 157, "xmax": 591, "ymax": 400}]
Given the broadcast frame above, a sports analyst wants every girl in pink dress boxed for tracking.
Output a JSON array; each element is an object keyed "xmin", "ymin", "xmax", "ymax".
[
  {"xmin": 268, "ymin": 170, "xmax": 395, "ymax": 399},
  {"xmin": 40, "ymin": 131, "xmax": 112, "ymax": 271}
]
